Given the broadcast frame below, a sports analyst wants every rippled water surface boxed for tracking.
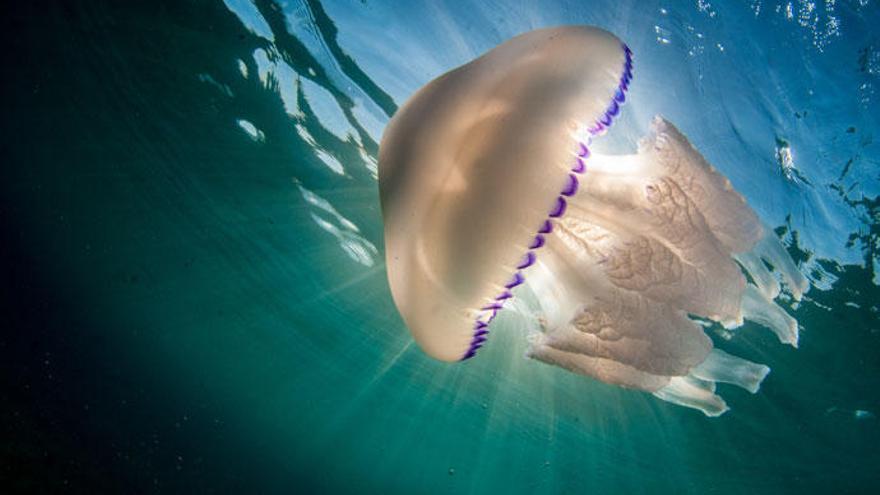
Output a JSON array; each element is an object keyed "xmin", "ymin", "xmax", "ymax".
[{"xmin": 2, "ymin": 1, "xmax": 879, "ymax": 493}]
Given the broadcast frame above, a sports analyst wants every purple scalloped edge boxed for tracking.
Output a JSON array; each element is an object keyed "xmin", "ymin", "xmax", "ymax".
[{"xmin": 460, "ymin": 43, "xmax": 633, "ymax": 361}]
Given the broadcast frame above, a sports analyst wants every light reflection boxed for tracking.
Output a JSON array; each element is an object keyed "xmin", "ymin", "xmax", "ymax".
[
  {"xmin": 297, "ymin": 181, "xmax": 378, "ymax": 266},
  {"xmin": 295, "ymin": 123, "xmax": 345, "ymax": 175},
  {"xmin": 236, "ymin": 119, "xmax": 265, "ymax": 142},
  {"xmin": 300, "ymin": 77, "xmax": 359, "ymax": 142},
  {"xmin": 222, "ymin": 0, "xmax": 274, "ymax": 41},
  {"xmin": 254, "ymin": 48, "xmax": 304, "ymax": 118}
]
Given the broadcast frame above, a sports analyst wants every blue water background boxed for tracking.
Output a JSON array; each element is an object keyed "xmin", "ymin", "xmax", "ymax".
[{"xmin": 2, "ymin": 1, "xmax": 879, "ymax": 493}]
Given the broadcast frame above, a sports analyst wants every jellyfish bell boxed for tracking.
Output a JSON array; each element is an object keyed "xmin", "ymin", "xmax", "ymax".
[
  {"xmin": 378, "ymin": 26, "xmax": 808, "ymax": 415},
  {"xmin": 380, "ymin": 26, "xmax": 629, "ymax": 361}
]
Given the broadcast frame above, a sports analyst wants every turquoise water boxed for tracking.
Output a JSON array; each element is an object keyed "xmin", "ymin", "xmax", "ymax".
[{"xmin": 2, "ymin": 0, "xmax": 879, "ymax": 493}]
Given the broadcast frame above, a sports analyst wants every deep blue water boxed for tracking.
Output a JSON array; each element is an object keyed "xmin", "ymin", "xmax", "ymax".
[{"xmin": 1, "ymin": 0, "xmax": 879, "ymax": 493}]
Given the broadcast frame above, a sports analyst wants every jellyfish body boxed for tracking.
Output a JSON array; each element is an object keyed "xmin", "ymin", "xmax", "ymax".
[{"xmin": 378, "ymin": 26, "xmax": 808, "ymax": 415}]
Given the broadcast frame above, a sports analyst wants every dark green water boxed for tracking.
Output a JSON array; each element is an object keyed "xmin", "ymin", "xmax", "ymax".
[{"xmin": 2, "ymin": 1, "xmax": 879, "ymax": 493}]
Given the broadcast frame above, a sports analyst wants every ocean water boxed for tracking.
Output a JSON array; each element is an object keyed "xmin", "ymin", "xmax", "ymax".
[{"xmin": 2, "ymin": 0, "xmax": 879, "ymax": 493}]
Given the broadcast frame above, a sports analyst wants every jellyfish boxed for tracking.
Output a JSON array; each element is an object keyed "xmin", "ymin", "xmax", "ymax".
[{"xmin": 378, "ymin": 26, "xmax": 808, "ymax": 416}]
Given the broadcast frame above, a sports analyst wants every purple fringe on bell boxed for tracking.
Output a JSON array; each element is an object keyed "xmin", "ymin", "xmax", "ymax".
[{"xmin": 461, "ymin": 43, "xmax": 633, "ymax": 360}]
